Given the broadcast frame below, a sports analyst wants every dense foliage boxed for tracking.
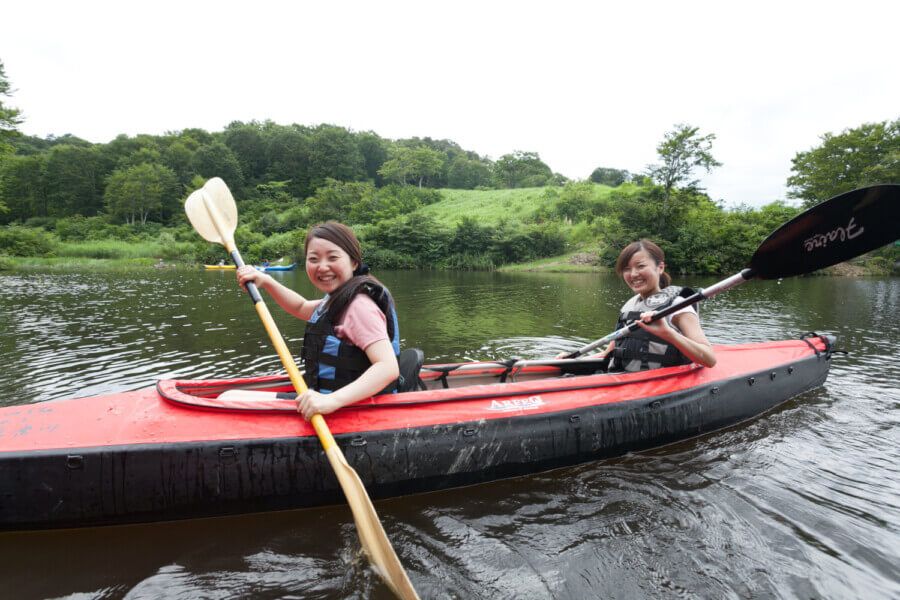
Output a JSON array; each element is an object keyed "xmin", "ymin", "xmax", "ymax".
[
  {"xmin": 0, "ymin": 59, "xmax": 22, "ymax": 161},
  {"xmin": 788, "ymin": 118, "xmax": 899, "ymax": 208},
  {"xmin": 0, "ymin": 56, "xmax": 894, "ymax": 275}
]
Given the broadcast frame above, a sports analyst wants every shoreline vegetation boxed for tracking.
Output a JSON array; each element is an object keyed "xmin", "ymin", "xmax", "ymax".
[
  {"xmin": 0, "ymin": 236, "xmax": 889, "ymax": 277},
  {"xmin": 0, "ymin": 256, "xmax": 886, "ymax": 276},
  {"xmin": 0, "ymin": 181, "xmax": 895, "ymax": 277},
  {"xmin": 1, "ymin": 115, "xmax": 897, "ymax": 277}
]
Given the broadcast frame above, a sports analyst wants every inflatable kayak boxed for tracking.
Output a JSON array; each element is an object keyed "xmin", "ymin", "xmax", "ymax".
[
  {"xmin": 0, "ymin": 335, "xmax": 835, "ymax": 531},
  {"xmin": 203, "ymin": 264, "xmax": 236, "ymax": 270},
  {"xmin": 257, "ymin": 263, "xmax": 296, "ymax": 272}
]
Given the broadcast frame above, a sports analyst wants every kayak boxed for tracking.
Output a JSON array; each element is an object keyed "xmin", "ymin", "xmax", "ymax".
[
  {"xmin": 0, "ymin": 335, "xmax": 835, "ymax": 531},
  {"xmin": 203, "ymin": 264, "xmax": 296, "ymax": 271},
  {"xmin": 257, "ymin": 263, "xmax": 296, "ymax": 272}
]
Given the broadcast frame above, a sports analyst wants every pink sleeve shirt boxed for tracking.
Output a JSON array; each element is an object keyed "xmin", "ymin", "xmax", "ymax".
[{"xmin": 333, "ymin": 294, "xmax": 389, "ymax": 351}]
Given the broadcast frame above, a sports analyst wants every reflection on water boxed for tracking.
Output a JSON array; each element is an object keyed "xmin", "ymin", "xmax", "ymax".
[{"xmin": 1, "ymin": 269, "xmax": 898, "ymax": 599}]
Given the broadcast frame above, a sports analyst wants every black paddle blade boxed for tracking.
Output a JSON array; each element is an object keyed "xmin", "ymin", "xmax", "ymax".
[{"xmin": 750, "ymin": 184, "xmax": 900, "ymax": 279}]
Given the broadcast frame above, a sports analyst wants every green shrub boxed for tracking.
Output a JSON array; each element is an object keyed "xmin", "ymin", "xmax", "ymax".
[
  {"xmin": 863, "ymin": 255, "xmax": 891, "ymax": 274},
  {"xmin": 480, "ymin": 222, "xmax": 567, "ymax": 265},
  {"xmin": 449, "ymin": 216, "xmax": 494, "ymax": 255},
  {"xmin": 192, "ymin": 241, "xmax": 229, "ymax": 265},
  {"xmin": 247, "ymin": 231, "xmax": 303, "ymax": 264},
  {"xmin": 525, "ymin": 224, "xmax": 566, "ymax": 258},
  {"xmin": 364, "ymin": 247, "xmax": 418, "ymax": 270},
  {"xmin": 0, "ymin": 255, "xmax": 13, "ymax": 270},
  {"xmin": 257, "ymin": 211, "xmax": 283, "ymax": 235},
  {"xmin": 442, "ymin": 253, "xmax": 495, "ymax": 270},
  {"xmin": 155, "ymin": 232, "xmax": 196, "ymax": 260},
  {"xmin": 0, "ymin": 226, "xmax": 58, "ymax": 257},
  {"xmin": 129, "ymin": 222, "xmax": 164, "ymax": 240},
  {"xmin": 363, "ymin": 213, "xmax": 451, "ymax": 266},
  {"xmin": 281, "ymin": 206, "xmax": 309, "ymax": 231},
  {"xmin": 24, "ymin": 217, "xmax": 58, "ymax": 229}
]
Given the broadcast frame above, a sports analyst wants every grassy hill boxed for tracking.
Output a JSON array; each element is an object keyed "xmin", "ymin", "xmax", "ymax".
[
  {"xmin": 419, "ymin": 187, "xmax": 551, "ymax": 226},
  {"xmin": 413, "ymin": 183, "xmax": 619, "ymax": 272},
  {"xmin": 421, "ymin": 184, "xmax": 616, "ymax": 227}
]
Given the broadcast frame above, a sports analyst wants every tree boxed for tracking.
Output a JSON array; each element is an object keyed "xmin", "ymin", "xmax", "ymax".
[
  {"xmin": 356, "ymin": 131, "xmax": 389, "ymax": 184},
  {"xmin": 307, "ymin": 124, "xmax": 366, "ymax": 189},
  {"xmin": 589, "ymin": 167, "xmax": 630, "ymax": 186},
  {"xmin": 787, "ymin": 119, "xmax": 900, "ymax": 208},
  {"xmin": 162, "ymin": 140, "xmax": 196, "ymax": 188},
  {"xmin": 192, "ymin": 141, "xmax": 244, "ymax": 189},
  {"xmin": 0, "ymin": 59, "xmax": 23, "ymax": 160},
  {"xmin": 492, "ymin": 151, "xmax": 554, "ymax": 188},
  {"xmin": 378, "ymin": 146, "xmax": 445, "ymax": 188},
  {"xmin": 224, "ymin": 121, "xmax": 268, "ymax": 183},
  {"xmin": 43, "ymin": 145, "xmax": 106, "ymax": 217},
  {"xmin": 265, "ymin": 125, "xmax": 311, "ymax": 196},
  {"xmin": 104, "ymin": 163, "xmax": 179, "ymax": 225},
  {"xmin": 646, "ymin": 123, "xmax": 721, "ymax": 229},
  {"xmin": 447, "ymin": 156, "xmax": 493, "ymax": 189},
  {"xmin": 0, "ymin": 154, "xmax": 45, "ymax": 222}
]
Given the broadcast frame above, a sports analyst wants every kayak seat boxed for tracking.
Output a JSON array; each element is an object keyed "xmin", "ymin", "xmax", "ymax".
[{"xmin": 397, "ymin": 348, "xmax": 427, "ymax": 392}]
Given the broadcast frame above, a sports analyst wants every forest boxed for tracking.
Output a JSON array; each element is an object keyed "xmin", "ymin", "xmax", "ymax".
[{"xmin": 1, "ymin": 59, "xmax": 897, "ymax": 274}]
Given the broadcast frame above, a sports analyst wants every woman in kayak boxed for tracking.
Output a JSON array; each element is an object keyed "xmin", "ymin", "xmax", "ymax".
[
  {"xmin": 237, "ymin": 222, "xmax": 400, "ymax": 419},
  {"xmin": 597, "ymin": 239, "xmax": 716, "ymax": 372}
]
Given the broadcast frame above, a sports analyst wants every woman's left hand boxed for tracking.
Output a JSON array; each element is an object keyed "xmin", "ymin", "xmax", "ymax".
[{"xmin": 296, "ymin": 389, "xmax": 342, "ymax": 420}]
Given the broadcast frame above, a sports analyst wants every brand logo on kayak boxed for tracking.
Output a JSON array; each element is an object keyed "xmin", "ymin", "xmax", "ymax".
[
  {"xmin": 803, "ymin": 217, "xmax": 864, "ymax": 251},
  {"xmin": 487, "ymin": 395, "xmax": 545, "ymax": 412}
]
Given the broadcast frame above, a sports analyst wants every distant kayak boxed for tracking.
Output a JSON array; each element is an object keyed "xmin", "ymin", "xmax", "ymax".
[
  {"xmin": 257, "ymin": 263, "xmax": 296, "ymax": 272},
  {"xmin": 203, "ymin": 264, "xmax": 297, "ymax": 271}
]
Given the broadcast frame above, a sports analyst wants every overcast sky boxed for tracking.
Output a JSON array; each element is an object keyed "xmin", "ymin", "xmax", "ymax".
[{"xmin": 3, "ymin": 1, "xmax": 898, "ymax": 206}]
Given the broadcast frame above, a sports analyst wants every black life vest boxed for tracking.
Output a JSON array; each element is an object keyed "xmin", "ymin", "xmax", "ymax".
[
  {"xmin": 609, "ymin": 286, "xmax": 695, "ymax": 372},
  {"xmin": 300, "ymin": 282, "xmax": 401, "ymax": 394}
]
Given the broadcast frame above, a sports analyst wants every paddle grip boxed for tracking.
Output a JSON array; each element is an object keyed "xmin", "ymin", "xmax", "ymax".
[{"xmin": 231, "ymin": 249, "xmax": 263, "ymax": 304}]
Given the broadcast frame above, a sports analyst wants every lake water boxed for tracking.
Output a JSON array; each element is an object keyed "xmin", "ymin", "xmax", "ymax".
[{"xmin": 1, "ymin": 269, "xmax": 898, "ymax": 599}]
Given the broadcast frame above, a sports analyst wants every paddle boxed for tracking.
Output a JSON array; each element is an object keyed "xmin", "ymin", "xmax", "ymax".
[
  {"xmin": 185, "ymin": 178, "xmax": 419, "ymax": 600},
  {"xmin": 566, "ymin": 183, "xmax": 900, "ymax": 359}
]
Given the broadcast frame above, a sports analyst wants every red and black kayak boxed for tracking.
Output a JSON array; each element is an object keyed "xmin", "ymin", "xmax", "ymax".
[{"xmin": 0, "ymin": 335, "xmax": 835, "ymax": 531}]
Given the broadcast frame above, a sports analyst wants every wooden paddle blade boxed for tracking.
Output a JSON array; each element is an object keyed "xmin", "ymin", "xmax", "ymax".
[
  {"xmin": 202, "ymin": 176, "xmax": 238, "ymax": 211},
  {"xmin": 325, "ymin": 447, "xmax": 420, "ymax": 600},
  {"xmin": 750, "ymin": 184, "xmax": 900, "ymax": 279},
  {"xmin": 184, "ymin": 187, "xmax": 237, "ymax": 244}
]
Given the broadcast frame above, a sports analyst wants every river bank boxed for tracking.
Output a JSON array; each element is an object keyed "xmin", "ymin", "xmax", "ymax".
[{"xmin": 1, "ymin": 253, "xmax": 893, "ymax": 276}]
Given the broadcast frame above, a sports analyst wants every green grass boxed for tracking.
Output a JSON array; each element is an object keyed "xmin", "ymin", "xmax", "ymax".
[
  {"xmin": 423, "ymin": 183, "xmax": 618, "ymax": 229},
  {"xmin": 55, "ymin": 239, "xmax": 197, "ymax": 261},
  {"xmin": 56, "ymin": 240, "xmax": 166, "ymax": 260},
  {"xmin": 498, "ymin": 248, "xmax": 608, "ymax": 273},
  {"xmin": 0, "ymin": 256, "xmax": 193, "ymax": 272},
  {"xmin": 422, "ymin": 187, "xmax": 556, "ymax": 226}
]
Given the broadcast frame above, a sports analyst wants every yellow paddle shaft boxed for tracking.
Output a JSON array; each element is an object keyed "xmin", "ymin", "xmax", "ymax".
[{"xmin": 250, "ymin": 298, "xmax": 335, "ymax": 451}]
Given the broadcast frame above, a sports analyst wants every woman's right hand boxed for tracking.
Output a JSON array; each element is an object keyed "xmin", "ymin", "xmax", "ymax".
[{"xmin": 236, "ymin": 265, "xmax": 271, "ymax": 292}]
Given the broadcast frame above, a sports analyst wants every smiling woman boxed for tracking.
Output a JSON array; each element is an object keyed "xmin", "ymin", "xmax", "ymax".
[
  {"xmin": 600, "ymin": 239, "xmax": 717, "ymax": 372},
  {"xmin": 236, "ymin": 221, "xmax": 402, "ymax": 416}
]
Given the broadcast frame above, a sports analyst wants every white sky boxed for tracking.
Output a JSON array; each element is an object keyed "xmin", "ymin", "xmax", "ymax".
[{"xmin": 3, "ymin": 1, "xmax": 898, "ymax": 206}]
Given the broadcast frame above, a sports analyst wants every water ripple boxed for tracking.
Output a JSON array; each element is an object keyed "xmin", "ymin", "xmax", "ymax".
[{"xmin": 1, "ymin": 270, "xmax": 898, "ymax": 599}]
